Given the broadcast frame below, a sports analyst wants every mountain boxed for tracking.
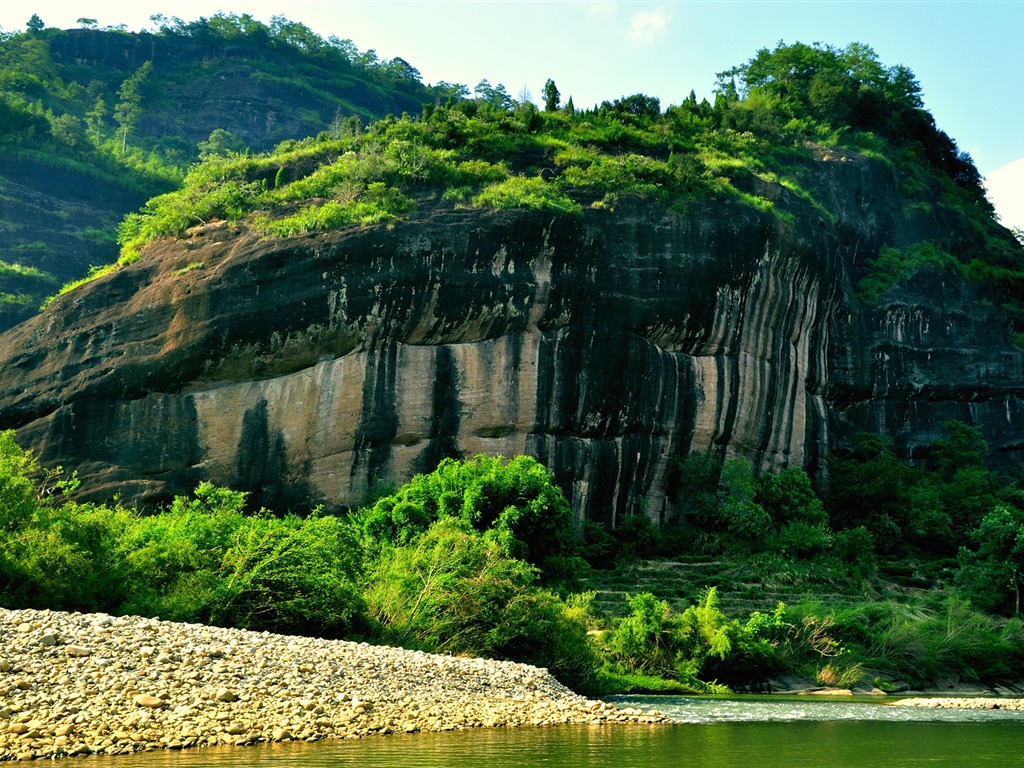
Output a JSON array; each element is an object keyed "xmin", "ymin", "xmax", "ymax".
[
  {"xmin": 0, "ymin": 41, "xmax": 1021, "ymax": 522},
  {"xmin": 0, "ymin": 14, "xmax": 453, "ymax": 329}
]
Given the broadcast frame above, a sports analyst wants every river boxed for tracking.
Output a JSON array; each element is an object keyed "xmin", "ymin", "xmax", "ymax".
[{"xmin": 69, "ymin": 696, "xmax": 1024, "ymax": 768}]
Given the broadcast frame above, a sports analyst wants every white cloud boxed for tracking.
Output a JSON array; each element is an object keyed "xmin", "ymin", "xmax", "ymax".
[
  {"xmin": 628, "ymin": 7, "xmax": 669, "ymax": 43},
  {"xmin": 584, "ymin": 0, "xmax": 617, "ymax": 18},
  {"xmin": 985, "ymin": 158, "xmax": 1024, "ymax": 232}
]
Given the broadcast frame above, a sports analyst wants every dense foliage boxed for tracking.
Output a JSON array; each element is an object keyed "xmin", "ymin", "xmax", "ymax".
[
  {"xmin": 0, "ymin": 12, "xmax": 465, "ymax": 321},
  {"xmin": 0, "ymin": 12, "xmax": 448, "ymax": 167},
  {"xmin": 24, "ymin": 38, "xmax": 1014, "ymax": 322},
  {"xmin": 4, "ymin": 420, "xmax": 1024, "ymax": 693}
]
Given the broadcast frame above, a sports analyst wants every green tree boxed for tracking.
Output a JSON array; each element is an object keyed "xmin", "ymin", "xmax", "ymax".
[
  {"xmin": 827, "ymin": 434, "xmax": 913, "ymax": 551},
  {"xmin": 197, "ymin": 128, "xmax": 246, "ymax": 158},
  {"xmin": 543, "ymin": 78, "xmax": 560, "ymax": 112},
  {"xmin": 26, "ymin": 14, "xmax": 44, "ymax": 34},
  {"xmin": 48, "ymin": 113, "xmax": 85, "ymax": 147},
  {"xmin": 714, "ymin": 459, "xmax": 773, "ymax": 547},
  {"xmin": 473, "ymin": 79, "xmax": 514, "ymax": 110},
  {"xmin": 85, "ymin": 95, "xmax": 107, "ymax": 145},
  {"xmin": 432, "ymin": 81, "xmax": 469, "ymax": 103},
  {"xmin": 362, "ymin": 455, "xmax": 578, "ymax": 578},
  {"xmin": 607, "ymin": 592, "xmax": 674, "ymax": 675},
  {"xmin": 957, "ymin": 505, "xmax": 1024, "ymax": 615},
  {"xmin": 364, "ymin": 517, "xmax": 595, "ymax": 688},
  {"xmin": 113, "ymin": 60, "xmax": 153, "ymax": 154}
]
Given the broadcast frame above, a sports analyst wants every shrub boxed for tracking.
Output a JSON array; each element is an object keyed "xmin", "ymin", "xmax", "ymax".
[
  {"xmin": 363, "ymin": 517, "xmax": 595, "ymax": 688},
  {"xmin": 473, "ymin": 176, "xmax": 583, "ymax": 216},
  {"xmin": 362, "ymin": 455, "xmax": 578, "ymax": 578}
]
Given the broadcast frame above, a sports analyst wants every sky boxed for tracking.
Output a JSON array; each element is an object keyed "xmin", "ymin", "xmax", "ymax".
[{"xmin": 3, "ymin": 1, "xmax": 1023, "ymax": 230}]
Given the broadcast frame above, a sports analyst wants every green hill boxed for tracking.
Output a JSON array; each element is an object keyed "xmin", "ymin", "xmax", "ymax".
[{"xmin": 0, "ymin": 13, "xmax": 455, "ymax": 329}]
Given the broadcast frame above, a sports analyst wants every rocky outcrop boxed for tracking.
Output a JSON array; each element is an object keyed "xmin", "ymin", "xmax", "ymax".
[
  {"xmin": 0, "ymin": 153, "xmax": 1022, "ymax": 524},
  {"xmin": 830, "ymin": 270, "xmax": 1024, "ymax": 460}
]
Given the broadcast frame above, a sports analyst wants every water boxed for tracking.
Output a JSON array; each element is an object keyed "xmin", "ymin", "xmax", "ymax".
[{"xmin": 70, "ymin": 697, "xmax": 1024, "ymax": 768}]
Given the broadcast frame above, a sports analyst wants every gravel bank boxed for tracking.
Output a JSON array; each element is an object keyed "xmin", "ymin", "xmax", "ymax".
[
  {"xmin": 890, "ymin": 697, "xmax": 1024, "ymax": 711},
  {"xmin": 0, "ymin": 608, "xmax": 670, "ymax": 761}
]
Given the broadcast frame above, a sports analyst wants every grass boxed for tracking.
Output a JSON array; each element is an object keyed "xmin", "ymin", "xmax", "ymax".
[
  {"xmin": 39, "ymin": 264, "xmax": 118, "ymax": 311},
  {"xmin": 0, "ymin": 260, "xmax": 55, "ymax": 282},
  {"xmin": 473, "ymin": 176, "xmax": 583, "ymax": 217}
]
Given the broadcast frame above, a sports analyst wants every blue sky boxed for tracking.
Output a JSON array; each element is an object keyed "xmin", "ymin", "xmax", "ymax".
[{"xmin": 5, "ymin": 1, "xmax": 1023, "ymax": 228}]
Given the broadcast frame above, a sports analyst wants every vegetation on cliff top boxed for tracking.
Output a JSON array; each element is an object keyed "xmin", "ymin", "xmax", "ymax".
[
  {"xmin": 4, "ymin": 20, "xmax": 1019, "ymax": 323},
  {"xmin": 41, "ymin": 38, "xmax": 1014, "ymax": 324},
  {"xmin": 4, "ymin": 423, "xmax": 1024, "ymax": 694}
]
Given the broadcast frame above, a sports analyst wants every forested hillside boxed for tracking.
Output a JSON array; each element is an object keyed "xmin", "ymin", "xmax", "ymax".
[{"xmin": 0, "ymin": 12, "xmax": 457, "ymax": 329}]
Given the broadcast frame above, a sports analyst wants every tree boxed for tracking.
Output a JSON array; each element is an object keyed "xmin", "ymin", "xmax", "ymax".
[
  {"xmin": 364, "ymin": 517, "xmax": 595, "ymax": 688},
  {"xmin": 26, "ymin": 14, "xmax": 44, "ymax": 34},
  {"xmin": 197, "ymin": 128, "xmax": 246, "ymax": 158},
  {"xmin": 543, "ymin": 78, "xmax": 560, "ymax": 112},
  {"xmin": 565, "ymin": 96, "xmax": 575, "ymax": 116},
  {"xmin": 113, "ymin": 61, "xmax": 152, "ymax": 154},
  {"xmin": 432, "ymin": 81, "xmax": 469, "ymax": 103},
  {"xmin": 601, "ymin": 93, "xmax": 661, "ymax": 121},
  {"xmin": 76, "ymin": 18, "xmax": 98, "ymax": 29},
  {"xmin": 957, "ymin": 505, "xmax": 1024, "ymax": 615},
  {"xmin": 49, "ymin": 113, "xmax": 85, "ymax": 147},
  {"xmin": 85, "ymin": 95, "xmax": 107, "ymax": 145},
  {"xmin": 473, "ymin": 79, "xmax": 514, "ymax": 110},
  {"xmin": 362, "ymin": 454, "xmax": 577, "ymax": 578},
  {"xmin": 381, "ymin": 56, "xmax": 421, "ymax": 84}
]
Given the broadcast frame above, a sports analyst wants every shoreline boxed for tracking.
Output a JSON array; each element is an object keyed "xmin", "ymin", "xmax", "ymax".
[
  {"xmin": 0, "ymin": 608, "xmax": 670, "ymax": 762},
  {"xmin": 889, "ymin": 697, "xmax": 1024, "ymax": 711}
]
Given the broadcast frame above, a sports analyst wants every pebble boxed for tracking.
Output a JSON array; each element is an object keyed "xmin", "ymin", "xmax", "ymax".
[
  {"xmin": 890, "ymin": 697, "xmax": 1024, "ymax": 711},
  {"xmin": 0, "ymin": 608, "xmax": 671, "ymax": 761}
]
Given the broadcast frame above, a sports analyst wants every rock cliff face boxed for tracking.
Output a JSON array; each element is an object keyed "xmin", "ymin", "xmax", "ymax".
[{"xmin": 0, "ymin": 153, "xmax": 1022, "ymax": 524}]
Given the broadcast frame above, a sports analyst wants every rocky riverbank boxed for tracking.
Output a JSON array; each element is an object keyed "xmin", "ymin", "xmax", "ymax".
[
  {"xmin": 890, "ymin": 697, "xmax": 1024, "ymax": 711},
  {"xmin": 0, "ymin": 608, "xmax": 670, "ymax": 761}
]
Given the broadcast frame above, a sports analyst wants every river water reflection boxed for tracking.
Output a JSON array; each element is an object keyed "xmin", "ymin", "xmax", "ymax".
[{"xmin": 71, "ymin": 696, "xmax": 1024, "ymax": 768}]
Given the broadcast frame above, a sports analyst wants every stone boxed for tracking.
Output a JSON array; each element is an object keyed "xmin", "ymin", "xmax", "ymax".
[
  {"xmin": 133, "ymin": 695, "xmax": 165, "ymax": 709},
  {"xmin": 65, "ymin": 646, "xmax": 91, "ymax": 658},
  {"xmin": 0, "ymin": 604, "xmax": 670, "ymax": 762},
  {"xmin": 215, "ymin": 688, "xmax": 237, "ymax": 702}
]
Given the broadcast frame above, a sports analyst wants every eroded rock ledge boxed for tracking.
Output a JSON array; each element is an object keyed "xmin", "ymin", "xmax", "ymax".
[{"xmin": 0, "ymin": 608, "xmax": 668, "ymax": 761}]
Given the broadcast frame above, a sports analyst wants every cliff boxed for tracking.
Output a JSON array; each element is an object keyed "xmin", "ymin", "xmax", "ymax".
[{"xmin": 1, "ymin": 139, "xmax": 1021, "ymax": 525}]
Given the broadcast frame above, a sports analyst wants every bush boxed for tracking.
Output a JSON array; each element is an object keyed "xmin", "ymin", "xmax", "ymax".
[
  {"xmin": 362, "ymin": 455, "xmax": 579, "ymax": 579},
  {"xmin": 363, "ymin": 517, "xmax": 595, "ymax": 688},
  {"xmin": 473, "ymin": 176, "xmax": 583, "ymax": 216}
]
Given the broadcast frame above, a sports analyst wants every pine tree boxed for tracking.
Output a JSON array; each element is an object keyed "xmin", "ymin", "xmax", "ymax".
[
  {"xmin": 542, "ymin": 78, "xmax": 560, "ymax": 112},
  {"xmin": 85, "ymin": 96, "xmax": 107, "ymax": 146},
  {"xmin": 113, "ymin": 61, "xmax": 152, "ymax": 154}
]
